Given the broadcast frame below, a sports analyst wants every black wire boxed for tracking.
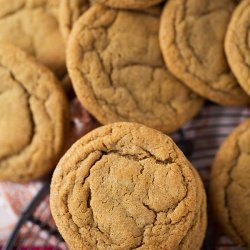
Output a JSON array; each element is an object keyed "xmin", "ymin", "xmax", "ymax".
[{"xmin": 2, "ymin": 179, "xmax": 50, "ymax": 250}]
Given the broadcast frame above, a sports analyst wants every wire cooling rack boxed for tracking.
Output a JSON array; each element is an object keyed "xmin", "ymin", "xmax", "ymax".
[{"xmin": 3, "ymin": 104, "xmax": 250, "ymax": 250}]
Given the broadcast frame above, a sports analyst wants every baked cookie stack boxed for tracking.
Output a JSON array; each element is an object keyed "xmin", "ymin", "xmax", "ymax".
[
  {"xmin": 50, "ymin": 122, "xmax": 207, "ymax": 249},
  {"xmin": 1, "ymin": 0, "xmax": 250, "ymax": 248}
]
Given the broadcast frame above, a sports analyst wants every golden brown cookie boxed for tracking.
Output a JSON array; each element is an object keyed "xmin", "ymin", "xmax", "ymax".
[
  {"xmin": 67, "ymin": 4, "xmax": 204, "ymax": 133},
  {"xmin": 159, "ymin": 0, "xmax": 250, "ymax": 106},
  {"xmin": 225, "ymin": 0, "xmax": 250, "ymax": 96},
  {"xmin": 50, "ymin": 122, "xmax": 207, "ymax": 250},
  {"xmin": 0, "ymin": 44, "xmax": 69, "ymax": 182},
  {"xmin": 0, "ymin": 0, "xmax": 66, "ymax": 78},
  {"xmin": 210, "ymin": 120, "xmax": 250, "ymax": 247},
  {"xmin": 59, "ymin": 0, "xmax": 90, "ymax": 43},
  {"xmin": 91, "ymin": 0, "xmax": 164, "ymax": 9}
]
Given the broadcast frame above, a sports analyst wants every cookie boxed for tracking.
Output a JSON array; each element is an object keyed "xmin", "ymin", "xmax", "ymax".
[
  {"xmin": 225, "ymin": 0, "xmax": 250, "ymax": 96},
  {"xmin": 0, "ymin": 44, "xmax": 69, "ymax": 182},
  {"xmin": 0, "ymin": 0, "xmax": 66, "ymax": 78},
  {"xmin": 59, "ymin": 0, "xmax": 90, "ymax": 43},
  {"xmin": 210, "ymin": 120, "xmax": 250, "ymax": 247},
  {"xmin": 91, "ymin": 0, "xmax": 164, "ymax": 9},
  {"xmin": 67, "ymin": 4, "xmax": 204, "ymax": 133},
  {"xmin": 50, "ymin": 122, "xmax": 207, "ymax": 250},
  {"xmin": 159, "ymin": 0, "xmax": 250, "ymax": 106}
]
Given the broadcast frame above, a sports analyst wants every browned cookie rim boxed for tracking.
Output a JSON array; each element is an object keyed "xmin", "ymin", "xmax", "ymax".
[
  {"xmin": 59, "ymin": 0, "xmax": 90, "ymax": 43},
  {"xmin": 225, "ymin": 0, "xmax": 250, "ymax": 96}
]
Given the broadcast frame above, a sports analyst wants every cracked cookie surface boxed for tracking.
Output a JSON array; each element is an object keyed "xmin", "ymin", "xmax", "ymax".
[
  {"xmin": 225, "ymin": 0, "xmax": 250, "ymax": 96},
  {"xmin": 159, "ymin": 0, "xmax": 250, "ymax": 106},
  {"xmin": 50, "ymin": 122, "xmax": 207, "ymax": 250},
  {"xmin": 67, "ymin": 4, "xmax": 204, "ymax": 133},
  {"xmin": 0, "ymin": 0, "xmax": 66, "ymax": 78},
  {"xmin": 210, "ymin": 120, "xmax": 250, "ymax": 247},
  {"xmin": 91, "ymin": 0, "xmax": 164, "ymax": 9},
  {"xmin": 59, "ymin": 0, "xmax": 91, "ymax": 43},
  {"xmin": 0, "ymin": 44, "xmax": 68, "ymax": 182}
]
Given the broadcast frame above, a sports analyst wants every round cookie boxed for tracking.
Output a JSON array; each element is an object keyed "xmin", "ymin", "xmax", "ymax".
[
  {"xmin": 210, "ymin": 120, "xmax": 250, "ymax": 247},
  {"xmin": 159, "ymin": 0, "xmax": 250, "ymax": 106},
  {"xmin": 67, "ymin": 4, "xmax": 204, "ymax": 133},
  {"xmin": 91, "ymin": 0, "xmax": 164, "ymax": 9},
  {"xmin": 0, "ymin": 44, "xmax": 68, "ymax": 182},
  {"xmin": 0, "ymin": 0, "xmax": 66, "ymax": 78},
  {"xmin": 59, "ymin": 0, "xmax": 90, "ymax": 43},
  {"xmin": 225, "ymin": 0, "xmax": 250, "ymax": 96},
  {"xmin": 50, "ymin": 122, "xmax": 207, "ymax": 250}
]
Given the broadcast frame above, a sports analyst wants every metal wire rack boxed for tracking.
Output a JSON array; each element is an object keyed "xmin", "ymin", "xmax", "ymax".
[{"xmin": 3, "ymin": 104, "xmax": 250, "ymax": 250}]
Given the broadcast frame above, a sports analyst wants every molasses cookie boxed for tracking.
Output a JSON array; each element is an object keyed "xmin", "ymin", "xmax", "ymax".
[
  {"xmin": 225, "ymin": 0, "xmax": 250, "ymax": 96},
  {"xmin": 0, "ymin": 0, "xmax": 66, "ymax": 78},
  {"xmin": 91, "ymin": 0, "xmax": 164, "ymax": 9},
  {"xmin": 59, "ymin": 0, "xmax": 90, "ymax": 43},
  {"xmin": 210, "ymin": 120, "xmax": 250, "ymax": 247},
  {"xmin": 51, "ymin": 122, "xmax": 207, "ymax": 250},
  {"xmin": 0, "ymin": 44, "xmax": 68, "ymax": 182},
  {"xmin": 159, "ymin": 0, "xmax": 250, "ymax": 106},
  {"xmin": 67, "ymin": 4, "xmax": 204, "ymax": 133}
]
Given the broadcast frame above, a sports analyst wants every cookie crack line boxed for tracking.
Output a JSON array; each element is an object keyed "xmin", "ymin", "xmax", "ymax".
[
  {"xmin": 0, "ymin": 3, "xmax": 26, "ymax": 19},
  {"xmin": 223, "ymin": 127, "xmax": 250, "ymax": 245},
  {"xmin": 138, "ymin": 168, "xmax": 191, "ymax": 248},
  {"xmin": 75, "ymin": 66, "xmax": 131, "ymax": 121},
  {"xmin": 0, "ymin": 67, "xmax": 35, "ymax": 162}
]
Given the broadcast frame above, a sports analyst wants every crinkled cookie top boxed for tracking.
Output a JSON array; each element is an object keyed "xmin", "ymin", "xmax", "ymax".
[{"xmin": 67, "ymin": 4, "xmax": 204, "ymax": 133}]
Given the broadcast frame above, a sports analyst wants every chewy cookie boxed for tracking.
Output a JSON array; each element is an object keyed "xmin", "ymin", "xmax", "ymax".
[
  {"xmin": 67, "ymin": 4, "xmax": 204, "ymax": 133},
  {"xmin": 159, "ymin": 0, "xmax": 250, "ymax": 106},
  {"xmin": 91, "ymin": 0, "xmax": 164, "ymax": 9},
  {"xmin": 59, "ymin": 0, "xmax": 90, "ymax": 43},
  {"xmin": 0, "ymin": 44, "xmax": 68, "ymax": 182},
  {"xmin": 0, "ymin": 0, "xmax": 66, "ymax": 78},
  {"xmin": 225, "ymin": 0, "xmax": 250, "ymax": 96},
  {"xmin": 50, "ymin": 122, "xmax": 207, "ymax": 250},
  {"xmin": 210, "ymin": 120, "xmax": 250, "ymax": 247}
]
